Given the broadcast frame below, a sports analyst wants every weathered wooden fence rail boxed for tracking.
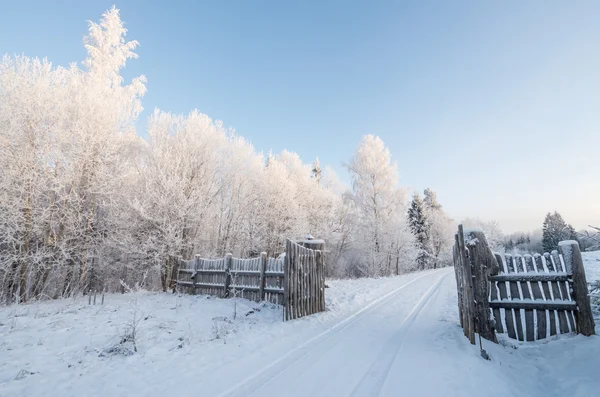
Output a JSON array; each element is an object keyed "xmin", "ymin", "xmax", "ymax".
[
  {"xmin": 453, "ymin": 225, "xmax": 595, "ymax": 345},
  {"xmin": 175, "ymin": 238, "xmax": 326, "ymax": 320}
]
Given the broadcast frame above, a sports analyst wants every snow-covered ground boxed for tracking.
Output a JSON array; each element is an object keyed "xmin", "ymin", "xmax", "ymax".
[
  {"xmin": 1, "ymin": 263, "xmax": 599, "ymax": 397},
  {"xmin": 583, "ymin": 250, "xmax": 600, "ymax": 285}
]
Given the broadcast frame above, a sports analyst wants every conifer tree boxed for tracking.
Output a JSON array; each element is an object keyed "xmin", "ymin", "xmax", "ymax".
[
  {"xmin": 542, "ymin": 211, "xmax": 578, "ymax": 252},
  {"xmin": 408, "ymin": 193, "xmax": 430, "ymax": 269}
]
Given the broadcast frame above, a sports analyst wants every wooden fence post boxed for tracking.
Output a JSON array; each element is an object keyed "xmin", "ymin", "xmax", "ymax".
[
  {"xmin": 465, "ymin": 229, "xmax": 498, "ymax": 343},
  {"xmin": 224, "ymin": 253, "xmax": 232, "ymax": 298},
  {"xmin": 559, "ymin": 241, "xmax": 595, "ymax": 336},
  {"xmin": 284, "ymin": 239, "xmax": 291, "ymax": 321},
  {"xmin": 316, "ymin": 249, "xmax": 325, "ymax": 311},
  {"xmin": 457, "ymin": 225, "xmax": 476, "ymax": 345},
  {"xmin": 258, "ymin": 252, "xmax": 268, "ymax": 302},
  {"xmin": 452, "ymin": 238, "xmax": 464, "ymax": 329},
  {"xmin": 192, "ymin": 256, "xmax": 199, "ymax": 294}
]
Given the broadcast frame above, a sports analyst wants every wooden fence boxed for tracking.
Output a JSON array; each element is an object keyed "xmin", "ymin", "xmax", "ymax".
[
  {"xmin": 453, "ymin": 225, "xmax": 595, "ymax": 344},
  {"xmin": 176, "ymin": 252, "xmax": 285, "ymax": 305},
  {"xmin": 284, "ymin": 239, "xmax": 326, "ymax": 321}
]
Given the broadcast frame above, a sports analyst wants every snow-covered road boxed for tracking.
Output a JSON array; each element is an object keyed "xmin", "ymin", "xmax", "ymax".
[
  {"xmin": 213, "ymin": 270, "xmax": 452, "ymax": 397},
  {"xmin": 187, "ymin": 268, "xmax": 521, "ymax": 397}
]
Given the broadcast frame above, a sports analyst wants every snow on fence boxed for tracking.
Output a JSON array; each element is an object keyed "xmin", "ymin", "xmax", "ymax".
[
  {"xmin": 453, "ymin": 225, "xmax": 595, "ymax": 345},
  {"xmin": 176, "ymin": 253, "xmax": 285, "ymax": 305}
]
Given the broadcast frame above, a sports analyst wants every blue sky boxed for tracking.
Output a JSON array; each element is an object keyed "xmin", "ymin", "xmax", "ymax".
[{"xmin": 2, "ymin": 1, "xmax": 599, "ymax": 233}]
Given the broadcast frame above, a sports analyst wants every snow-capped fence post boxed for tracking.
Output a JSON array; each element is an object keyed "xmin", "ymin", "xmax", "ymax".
[
  {"xmin": 223, "ymin": 254, "xmax": 233, "ymax": 298},
  {"xmin": 464, "ymin": 229, "xmax": 498, "ymax": 344},
  {"xmin": 258, "ymin": 252, "xmax": 268, "ymax": 301},
  {"xmin": 558, "ymin": 241, "xmax": 596, "ymax": 336}
]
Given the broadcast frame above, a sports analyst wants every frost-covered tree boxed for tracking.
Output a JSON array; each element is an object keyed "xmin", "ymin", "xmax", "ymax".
[
  {"xmin": 0, "ymin": 6, "xmax": 146, "ymax": 302},
  {"xmin": 542, "ymin": 211, "xmax": 578, "ymax": 252},
  {"xmin": 0, "ymin": 7, "xmax": 455, "ymax": 302},
  {"xmin": 422, "ymin": 188, "xmax": 454, "ymax": 268},
  {"xmin": 344, "ymin": 135, "xmax": 416, "ymax": 277},
  {"xmin": 461, "ymin": 217, "xmax": 504, "ymax": 251}
]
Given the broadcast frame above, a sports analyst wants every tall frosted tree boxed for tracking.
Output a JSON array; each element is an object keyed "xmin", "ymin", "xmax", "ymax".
[
  {"xmin": 0, "ymin": 6, "xmax": 146, "ymax": 302},
  {"xmin": 345, "ymin": 135, "xmax": 416, "ymax": 276}
]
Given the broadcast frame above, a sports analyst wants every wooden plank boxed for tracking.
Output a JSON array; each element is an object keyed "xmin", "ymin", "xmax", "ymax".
[
  {"xmin": 491, "ymin": 253, "xmax": 505, "ymax": 334},
  {"xmin": 489, "ymin": 276, "xmax": 502, "ymax": 333},
  {"xmin": 515, "ymin": 256, "xmax": 535, "ymax": 341},
  {"xmin": 292, "ymin": 242, "xmax": 299, "ymax": 320},
  {"xmin": 494, "ymin": 253, "xmax": 514, "ymax": 338},
  {"xmin": 317, "ymin": 249, "xmax": 324, "ymax": 312},
  {"xmin": 454, "ymin": 236, "xmax": 465, "ymax": 331},
  {"xmin": 526, "ymin": 255, "xmax": 546, "ymax": 340},
  {"xmin": 177, "ymin": 281, "xmax": 228, "ymax": 289},
  {"xmin": 542, "ymin": 253, "xmax": 559, "ymax": 336},
  {"xmin": 548, "ymin": 253, "xmax": 569, "ymax": 334},
  {"xmin": 258, "ymin": 252, "xmax": 267, "ymax": 302},
  {"xmin": 515, "ymin": 255, "xmax": 525, "ymax": 273},
  {"xmin": 524, "ymin": 255, "xmax": 535, "ymax": 272},
  {"xmin": 506, "ymin": 255, "xmax": 525, "ymax": 341},
  {"xmin": 559, "ymin": 242, "xmax": 596, "ymax": 335},
  {"xmin": 284, "ymin": 240, "xmax": 290, "ymax": 320},
  {"xmin": 489, "ymin": 301, "xmax": 577, "ymax": 311},
  {"xmin": 223, "ymin": 254, "xmax": 232, "ymax": 298},
  {"xmin": 453, "ymin": 241, "xmax": 463, "ymax": 329},
  {"xmin": 298, "ymin": 244, "xmax": 303, "ymax": 318},
  {"xmin": 192, "ymin": 256, "xmax": 199, "ymax": 294},
  {"xmin": 311, "ymin": 249, "xmax": 316, "ymax": 315},
  {"xmin": 551, "ymin": 250, "xmax": 564, "ymax": 272},
  {"xmin": 288, "ymin": 243, "xmax": 293, "ymax": 320},
  {"xmin": 488, "ymin": 273, "xmax": 570, "ymax": 282},
  {"xmin": 534, "ymin": 254, "xmax": 555, "ymax": 336},
  {"xmin": 457, "ymin": 225, "xmax": 475, "ymax": 345},
  {"xmin": 543, "ymin": 253, "xmax": 555, "ymax": 272}
]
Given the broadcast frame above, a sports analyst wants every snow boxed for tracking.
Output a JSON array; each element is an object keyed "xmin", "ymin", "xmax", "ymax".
[
  {"xmin": 2, "ymin": 267, "xmax": 600, "ymax": 396},
  {"xmin": 583, "ymin": 250, "xmax": 600, "ymax": 284},
  {"xmin": 559, "ymin": 240, "xmax": 580, "ymax": 246},
  {"xmin": 463, "ymin": 227, "xmax": 483, "ymax": 234}
]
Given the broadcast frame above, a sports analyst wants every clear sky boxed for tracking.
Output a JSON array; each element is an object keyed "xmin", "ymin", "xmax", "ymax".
[{"xmin": 2, "ymin": 1, "xmax": 599, "ymax": 234}]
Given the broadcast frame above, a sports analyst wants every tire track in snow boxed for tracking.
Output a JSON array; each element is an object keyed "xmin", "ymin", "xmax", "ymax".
[
  {"xmin": 348, "ymin": 271, "xmax": 449, "ymax": 397},
  {"xmin": 215, "ymin": 270, "xmax": 446, "ymax": 397}
]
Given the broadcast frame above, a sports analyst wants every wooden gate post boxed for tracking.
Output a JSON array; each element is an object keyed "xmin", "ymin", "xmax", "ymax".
[
  {"xmin": 284, "ymin": 240, "xmax": 290, "ymax": 321},
  {"xmin": 465, "ymin": 229, "xmax": 498, "ymax": 343},
  {"xmin": 258, "ymin": 252, "xmax": 268, "ymax": 301},
  {"xmin": 457, "ymin": 225, "xmax": 476, "ymax": 345},
  {"xmin": 191, "ymin": 255, "xmax": 200, "ymax": 294},
  {"xmin": 559, "ymin": 241, "xmax": 595, "ymax": 336},
  {"xmin": 223, "ymin": 253, "xmax": 233, "ymax": 298}
]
